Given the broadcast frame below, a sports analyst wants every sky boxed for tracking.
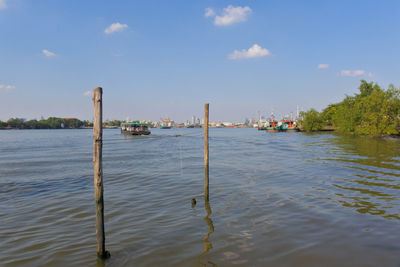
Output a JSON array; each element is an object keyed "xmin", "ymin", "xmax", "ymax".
[{"xmin": 0, "ymin": 0, "xmax": 399, "ymax": 122}]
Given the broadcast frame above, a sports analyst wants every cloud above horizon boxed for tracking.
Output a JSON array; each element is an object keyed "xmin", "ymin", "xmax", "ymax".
[
  {"xmin": 341, "ymin": 70, "xmax": 372, "ymax": 77},
  {"xmin": 206, "ymin": 5, "xmax": 252, "ymax": 26},
  {"xmin": 0, "ymin": 84, "xmax": 16, "ymax": 92},
  {"xmin": 318, "ymin": 64, "xmax": 329, "ymax": 69},
  {"xmin": 229, "ymin": 44, "xmax": 270, "ymax": 60},
  {"xmin": 104, "ymin": 22, "xmax": 128, "ymax": 34},
  {"xmin": 204, "ymin": 8, "xmax": 215, "ymax": 17},
  {"xmin": 0, "ymin": 0, "xmax": 7, "ymax": 10},
  {"xmin": 42, "ymin": 49, "xmax": 56, "ymax": 57}
]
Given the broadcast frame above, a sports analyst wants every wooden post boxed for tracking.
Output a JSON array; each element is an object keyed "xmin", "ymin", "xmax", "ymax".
[
  {"xmin": 93, "ymin": 87, "xmax": 109, "ymax": 259},
  {"xmin": 204, "ymin": 103, "xmax": 209, "ymax": 200}
]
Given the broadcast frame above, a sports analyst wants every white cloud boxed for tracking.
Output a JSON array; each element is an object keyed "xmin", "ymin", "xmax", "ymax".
[
  {"xmin": 0, "ymin": 0, "xmax": 7, "ymax": 10},
  {"xmin": 83, "ymin": 91, "xmax": 92, "ymax": 97},
  {"xmin": 0, "ymin": 84, "xmax": 16, "ymax": 92},
  {"xmin": 42, "ymin": 49, "xmax": 56, "ymax": 57},
  {"xmin": 105, "ymin": 22, "xmax": 128, "ymax": 34},
  {"xmin": 210, "ymin": 5, "xmax": 251, "ymax": 26},
  {"xmin": 229, "ymin": 44, "xmax": 270, "ymax": 60},
  {"xmin": 341, "ymin": 70, "xmax": 368, "ymax": 77},
  {"xmin": 318, "ymin": 64, "xmax": 329, "ymax": 69},
  {"xmin": 204, "ymin": 8, "xmax": 215, "ymax": 17}
]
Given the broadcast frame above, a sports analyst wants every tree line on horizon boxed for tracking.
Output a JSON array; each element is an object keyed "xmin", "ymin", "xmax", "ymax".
[
  {"xmin": 0, "ymin": 117, "xmax": 93, "ymax": 129},
  {"xmin": 300, "ymin": 80, "xmax": 400, "ymax": 136},
  {"xmin": 0, "ymin": 117, "xmax": 130, "ymax": 129}
]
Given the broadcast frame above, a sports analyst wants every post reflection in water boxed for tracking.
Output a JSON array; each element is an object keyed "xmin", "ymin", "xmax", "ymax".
[
  {"xmin": 202, "ymin": 200, "xmax": 214, "ymax": 255},
  {"xmin": 198, "ymin": 170, "xmax": 217, "ymax": 267}
]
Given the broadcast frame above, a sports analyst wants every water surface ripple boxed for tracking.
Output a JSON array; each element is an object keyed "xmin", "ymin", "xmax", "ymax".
[{"xmin": 1, "ymin": 129, "xmax": 400, "ymax": 266}]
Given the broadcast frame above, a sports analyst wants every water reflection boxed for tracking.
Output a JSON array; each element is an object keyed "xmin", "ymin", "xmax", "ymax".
[
  {"xmin": 198, "ymin": 170, "xmax": 217, "ymax": 266},
  {"xmin": 201, "ymin": 200, "xmax": 214, "ymax": 255},
  {"xmin": 312, "ymin": 134, "xmax": 400, "ymax": 219},
  {"xmin": 331, "ymin": 136, "xmax": 400, "ymax": 175},
  {"xmin": 197, "ymin": 199, "xmax": 217, "ymax": 266},
  {"xmin": 96, "ymin": 257, "xmax": 105, "ymax": 267}
]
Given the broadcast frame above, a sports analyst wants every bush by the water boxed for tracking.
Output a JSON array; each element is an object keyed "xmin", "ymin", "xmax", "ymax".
[{"xmin": 300, "ymin": 80, "xmax": 400, "ymax": 135}]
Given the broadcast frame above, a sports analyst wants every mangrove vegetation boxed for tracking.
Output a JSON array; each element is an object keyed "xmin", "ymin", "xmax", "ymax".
[
  {"xmin": 0, "ymin": 117, "xmax": 92, "ymax": 129},
  {"xmin": 300, "ymin": 80, "xmax": 400, "ymax": 136}
]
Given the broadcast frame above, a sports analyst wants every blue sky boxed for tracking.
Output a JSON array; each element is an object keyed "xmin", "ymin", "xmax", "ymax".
[{"xmin": 0, "ymin": 0, "xmax": 399, "ymax": 122}]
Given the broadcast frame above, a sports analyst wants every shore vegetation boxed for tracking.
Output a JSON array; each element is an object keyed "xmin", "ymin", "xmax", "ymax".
[
  {"xmin": 300, "ymin": 80, "xmax": 400, "ymax": 136},
  {"xmin": 0, "ymin": 117, "xmax": 92, "ymax": 129}
]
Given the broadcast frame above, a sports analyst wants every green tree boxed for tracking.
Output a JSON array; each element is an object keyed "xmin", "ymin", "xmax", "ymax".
[
  {"xmin": 327, "ymin": 80, "xmax": 400, "ymax": 135},
  {"xmin": 104, "ymin": 120, "xmax": 121, "ymax": 127},
  {"xmin": 299, "ymin": 109, "xmax": 324, "ymax": 132},
  {"xmin": 41, "ymin": 117, "xmax": 63, "ymax": 128},
  {"xmin": 321, "ymin": 104, "xmax": 337, "ymax": 126},
  {"xmin": 24, "ymin": 119, "xmax": 40, "ymax": 129},
  {"xmin": 63, "ymin": 118, "xmax": 81, "ymax": 128},
  {"xmin": 355, "ymin": 83, "xmax": 400, "ymax": 135},
  {"xmin": 82, "ymin": 120, "xmax": 93, "ymax": 127},
  {"xmin": 7, "ymin": 118, "xmax": 25, "ymax": 128},
  {"xmin": 331, "ymin": 95, "xmax": 361, "ymax": 133}
]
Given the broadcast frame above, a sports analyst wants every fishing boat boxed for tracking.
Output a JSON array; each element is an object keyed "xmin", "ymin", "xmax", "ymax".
[
  {"xmin": 280, "ymin": 120, "xmax": 299, "ymax": 132},
  {"xmin": 265, "ymin": 111, "xmax": 280, "ymax": 132},
  {"xmin": 266, "ymin": 121, "xmax": 280, "ymax": 132},
  {"xmin": 160, "ymin": 116, "xmax": 173, "ymax": 129},
  {"xmin": 258, "ymin": 120, "xmax": 268, "ymax": 130},
  {"xmin": 121, "ymin": 123, "xmax": 151, "ymax": 135}
]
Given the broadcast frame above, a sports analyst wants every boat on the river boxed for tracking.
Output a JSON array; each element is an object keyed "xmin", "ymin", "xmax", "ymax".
[
  {"xmin": 266, "ymin": 121, "xmax": 280, "ymax": 132},
  {"xmin": 121, "ymin": 123, "xmax": 151, "ymax": 135},
  {"xmin": 160, "ymin": 116, "xmax": 173, "ymax": 129},
  {"xmin": 280, "ymin": 120, "xmax": 299, "ymax": 132}
]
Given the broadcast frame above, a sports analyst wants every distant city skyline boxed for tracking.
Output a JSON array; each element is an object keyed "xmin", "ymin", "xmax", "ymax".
[{"xmin": 1, "ymin": 0, "xmax": 399, "ymax": 122}]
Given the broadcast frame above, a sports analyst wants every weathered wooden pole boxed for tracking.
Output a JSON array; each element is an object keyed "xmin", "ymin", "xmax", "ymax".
[
  {"xmin": 204, "ymin": 103, "xmax": 209, "ymax": 201},
  {"xmin": 93, "ymin": 87, "xmax": 109, "ymax": 259}
]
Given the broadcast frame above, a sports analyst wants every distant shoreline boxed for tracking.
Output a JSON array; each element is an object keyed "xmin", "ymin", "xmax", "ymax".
[{"xmin": 0, "ymin": 127, "xmax": 93, "ymax": 130}]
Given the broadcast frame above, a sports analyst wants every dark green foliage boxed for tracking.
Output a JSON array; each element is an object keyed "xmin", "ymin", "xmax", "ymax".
[
  {"xmin": 354, "ymin": 83, "xmax": 400, "ymax": 135},
  {"xmin": 299, "ymin": 109, "xmax": 324, "ymax": 132},
  {"xmin": 320, "ymin": 104, "xmax": 338, "ymax": 126},
  {"xmin": 104, "ymin": 120, "xmax": 122, "ymax": 127},
  {"xmin": 0, "ymin": 117, "xmax": 90, "ymax": 129},
  {"xmin": 81, "ymin": 120, "xmax": 93, "ymax": 127},
  {"xmin": 331, "ymin": 95, "xmax": 361, "ymax": 133},
  {"xmin": 7, "ymin": 118, "xmax": 26, "ymax": 128},
  {"xmin": 302, "ymin": 80, "xmax": 400, "ymax": 136}
]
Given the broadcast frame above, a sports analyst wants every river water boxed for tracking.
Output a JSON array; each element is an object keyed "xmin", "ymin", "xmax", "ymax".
[{"xmin": 1, "ymin": 128, "xmax": 400, "ymax": 266}]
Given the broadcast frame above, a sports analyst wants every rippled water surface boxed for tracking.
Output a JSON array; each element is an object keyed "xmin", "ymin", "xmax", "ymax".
[{"xmin": 1, "ymin": 129, "xmax": 400, "ymax": 266}]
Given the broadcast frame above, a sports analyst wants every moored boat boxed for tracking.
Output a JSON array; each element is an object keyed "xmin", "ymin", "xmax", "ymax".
[
  {"xmin": 266, "ymin": 120, "xmax": 280, "ymax": 132},
  {"xmin": 160, "ymin": 116, "xmax": 173, "ymax": 129},
  {"xmin": 121, "ymin": 123, "xmax": 151, "ymax": 135},
  {"xmin": 280, "ymin": 120, "xmax": 299, "ymax": 132}
]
